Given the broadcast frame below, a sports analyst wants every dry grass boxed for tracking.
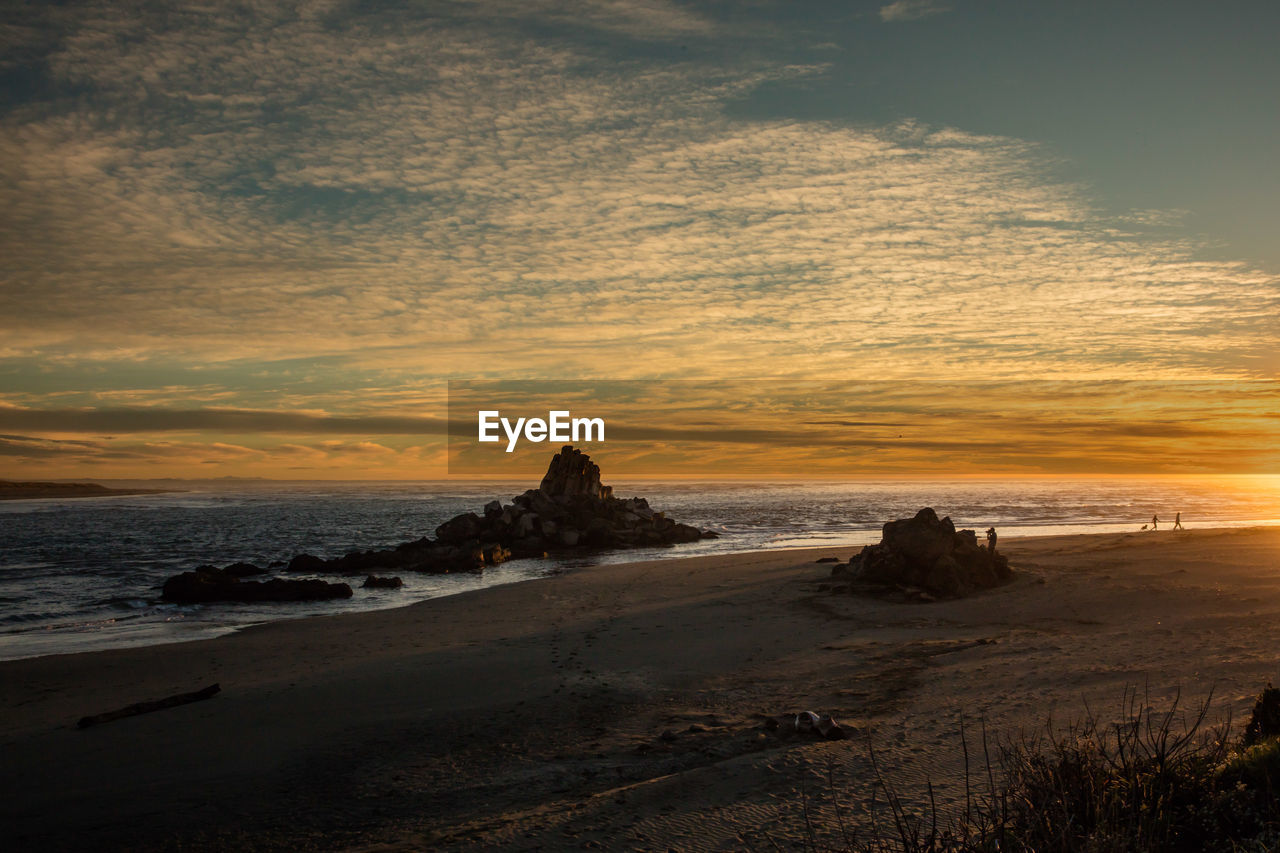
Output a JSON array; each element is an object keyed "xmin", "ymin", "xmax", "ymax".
[{"xmin": 794, "ymin": 686, "xmax": 1280, "ymax": 853}]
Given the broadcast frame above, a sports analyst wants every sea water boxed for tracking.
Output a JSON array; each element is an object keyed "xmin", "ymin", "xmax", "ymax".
[{"xmin": 1, "ymin": 477, "xmax": 1276, "ymax": 660}]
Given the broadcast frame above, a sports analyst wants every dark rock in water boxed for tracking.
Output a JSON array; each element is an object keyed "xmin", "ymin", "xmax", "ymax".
[
  {"xmin": 194, "ymin": 562, "xmax": 265, "ymax": 578},
  {"xmin": 435, "ymin": 512, "xmax": 484, "ymax": 544},
  {"xmin": 845, "ymin": 507, "xmax": 1011, "ymax": 599},
  {"xmin": 162, "ymin": 566, "xmax": 352, "ymax": 604},
  {"xmin": 362, "ymin": 575, "xmax": 403, "ymax": 589},
  {"xmin": 668, "ymin": 522, "xmax": 704, "ymax": 543},
  {"xmin": 268, "ymin": 445, "xmax": 715, "ymax": 578},
  {"xmin": 509, "ymin": 537, "xmax": 548, "ymax": 559},
  {"xmin": 287, "ymin": 553, "xmax": 326, "ymax": 573}
]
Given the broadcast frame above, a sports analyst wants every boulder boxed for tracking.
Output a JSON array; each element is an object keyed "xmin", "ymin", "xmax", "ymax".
[
  {"xmin": 670, "ymin": 523, "xmax": 704, "ymax": 543},
  {"xmin": 362, "ymin": 575, "xmax": 404, "ymax": 589},
  {"xmin": 509, "ymin": 537, "xmax": 548, "ymax": 558},
  {"xmin": 514, "ymin": 512, "xmax": 539, "ymax": 538},
  {"xmin": 847, "ymin": 508, "xmax": 1011, "ymax": 599},
  {"xmin": 435, "ymin": 512, "xmax": 484, "ymax": 544},
  {"xmin": 222, "ymin": 562, "xmax": 266, "ymax": 577},
  {"xmin": 394, "ymin": 536, "xmax": 433, "ymax": 552},
  {"xmin": 286, "ymin": 553, "xmax": 326, "ymax": 573}
]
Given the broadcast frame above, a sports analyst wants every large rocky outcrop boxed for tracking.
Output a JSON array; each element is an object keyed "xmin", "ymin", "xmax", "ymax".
[
  {"xmin": 164, "ymin": 447, "xmax": 716, "ymax": 593},
  {"xmin": 284, "ymin": 446, "xmax": 714, "ymax": 576},
  {"xmin": 836, "ymin": 507, "xmax": 1011, "ymax": 599}
]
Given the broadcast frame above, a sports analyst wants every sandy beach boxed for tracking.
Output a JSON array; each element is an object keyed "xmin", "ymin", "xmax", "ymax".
[{"xmin": 3, "ymin": 526, "xmax": 1279, "ymax": 851}]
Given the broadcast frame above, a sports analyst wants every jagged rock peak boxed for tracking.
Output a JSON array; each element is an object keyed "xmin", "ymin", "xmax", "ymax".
[{"xmin": 539, "ymin": 445, "xmax": 613, "ymax": 500}]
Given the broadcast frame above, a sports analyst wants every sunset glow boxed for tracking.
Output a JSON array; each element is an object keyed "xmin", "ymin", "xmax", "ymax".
[{"xmin": 3, "ymin": 2, "xmax": 1277, "ymax": 479}]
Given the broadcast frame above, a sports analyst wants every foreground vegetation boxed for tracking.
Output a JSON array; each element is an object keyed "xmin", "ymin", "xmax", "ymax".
[{"xmin": 819, "ymin": 686, "xmax": 1280, "ymax": 852}]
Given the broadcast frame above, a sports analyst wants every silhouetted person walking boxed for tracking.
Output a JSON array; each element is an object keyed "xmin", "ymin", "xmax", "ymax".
[
  {"xmin": 1173, "ymin": 512, "xmax": 1183, "ymax": 530},
  {"xmin": 986, "ymin": 526, "xmax": 997, "ymax": 553},
  {"xmin": 1151, "ymin": 514, "xmax": 1159, "ymax": 531}
]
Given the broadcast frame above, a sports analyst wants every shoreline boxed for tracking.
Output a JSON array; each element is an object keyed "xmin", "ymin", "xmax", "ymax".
[
  {"xmin": 0, "ymin": 488, "xmax": 178, "ymax": 501},
  {"xmin": 0, "ymin": 480, "xmax": 178, "ymax": 501},
  {"xmin": 5, "ymin": 526, "xmax": 1280, "ymax": 850},
  {"xmin": 3, "ymin": 541, "xmax": 871, "ymax": 665},
  {"xmin": 8, "ymin": 521, "xmax": 1279, "ymax": 665}
]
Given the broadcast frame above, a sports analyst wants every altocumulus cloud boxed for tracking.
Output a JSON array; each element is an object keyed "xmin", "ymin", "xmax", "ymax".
[
  {"xmin": 1, "ymin": 0, "xmax": 1277, "ymax": 411},
  {"xmin": 0, "ymin": 405, "xmax": 446, "ymax": 435},
  {"xmin": 879, "ymin": 1, "xmax": 951, "ymax": 23}
]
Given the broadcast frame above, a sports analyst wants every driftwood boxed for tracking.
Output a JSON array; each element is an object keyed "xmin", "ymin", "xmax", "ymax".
[
  {"xmin": 77, "ymin": 683, "xmax": 220, "ymax": 729},
  {"xmin": 763, "ymin": 710, "xmax": 847, "ymax": 740}
]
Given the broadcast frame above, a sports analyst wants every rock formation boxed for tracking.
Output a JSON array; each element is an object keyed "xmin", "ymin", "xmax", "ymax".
[
  {"xmin": 361, "ymin": 575, "xmax": 403, "ymax": 589},
  {"xmin": 284, "ymin": 446, "xmax": 713, "ymax": 576},
  {"xmin": 835, "ymin": 507, "xmax": 1011, "ymax": 599},
  {"xmin": 539, "ymin": 447, "xmax": 612, "ymax": 499},
  {"xmin": 309, "ymin": 446, "xmax": 708, "ymax": 576},
  {"xmin": 161, "ymin": 565, "xmax": 353, "ymax": 604}
]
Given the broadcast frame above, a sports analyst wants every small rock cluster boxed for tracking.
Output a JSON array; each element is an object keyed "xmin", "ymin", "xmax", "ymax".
[
  {"xmin": 764, "ymin": 711, "xmax": 848, "ymax": 740},
  {"xmin": 161, "ymin": 446, "xmax": 715, "ymax": 603},
  {"xmin": 361, "ymin": 575, "xmax": 403, "ymax": 589},
  {"xmin": 831, "ymin": 507, "xmax": 1011, "ymax": 599},
  {"xmin": 161, "ymin": 565, "xmax": 352, "ymax": 603}
]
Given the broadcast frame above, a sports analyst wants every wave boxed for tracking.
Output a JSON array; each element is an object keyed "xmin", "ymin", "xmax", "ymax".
[{"xmin": 1, "ymin": 477, "xmax": 1277, "ymax": 658}]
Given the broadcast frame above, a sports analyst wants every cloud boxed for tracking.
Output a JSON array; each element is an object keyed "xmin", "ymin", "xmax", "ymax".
[
  {"xmin": 0, "ymin": 1, "xmax": 1277, "ymax": 476},
  {"xmin": 0, "ymin": 434, "xmax": 104, "ymax": 459},
  {"xmin": 0, "ymin": 405, "xmax": 446, "ymax": 435},
  {"xmin": 441, "ymin": 379, "xmax": 1280, "ymax": 476},
  {"xmin": 317, "ymin": 440, "xmax": 399, "ymax": 456},
  {"xmin": 4, "ymin": 378, "xmax": 1278, "ymax": 476},
  {"xmin": 879, "ymin": 1, "xmax": 951, "ymax": 23},
  {"xmin": 513, "ymin": 0, "xmax": 716, "ymax": 38},
  {"xmin": 0, "ymin": 431, "xmax": 438, "ymax": 476},
  {"xmin": 4, "ymin": 5, "xmax": 1274, "ymax": 385}
]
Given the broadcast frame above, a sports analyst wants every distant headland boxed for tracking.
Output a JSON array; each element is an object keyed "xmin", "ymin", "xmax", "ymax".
[{"xmin": 0, "ymin": 480, "xmax": 175, "ymax": 501}]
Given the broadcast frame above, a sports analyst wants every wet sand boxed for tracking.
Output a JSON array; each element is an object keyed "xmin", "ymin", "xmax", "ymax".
[{"xmin": 3, "ymin": 527, "xmax": 1279, "ymax": 851}]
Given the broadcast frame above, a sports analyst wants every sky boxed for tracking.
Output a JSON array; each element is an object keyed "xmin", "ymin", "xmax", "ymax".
[{"xmin": 1, "ymin": 0, "xmax": 1277, "ymax": 479}]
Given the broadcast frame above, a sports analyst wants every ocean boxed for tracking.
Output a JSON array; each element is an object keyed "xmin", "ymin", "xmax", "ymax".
[{"xmin": 2, "ymin": 477, "xmax": 1277, "ymax": 661}]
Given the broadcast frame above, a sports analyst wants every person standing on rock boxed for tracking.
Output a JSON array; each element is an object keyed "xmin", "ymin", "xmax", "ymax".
[{"xmin": 986, "ymin": 526, "xmax": 997, "ymax": 554}]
